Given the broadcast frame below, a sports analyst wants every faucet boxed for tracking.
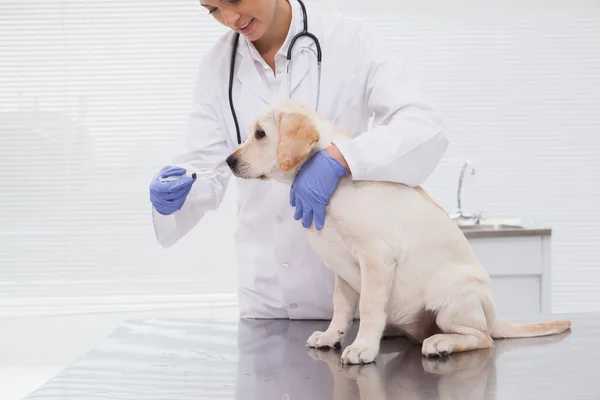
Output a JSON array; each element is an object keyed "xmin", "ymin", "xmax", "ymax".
[{"xmin": 450, "ymin": 161, "xmax": 483, "ymax": 223}]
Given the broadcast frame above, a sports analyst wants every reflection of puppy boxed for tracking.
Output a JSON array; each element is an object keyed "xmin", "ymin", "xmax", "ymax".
[
  {"xmin": 227, "ymin": 99, "xmax": 571, "ymax": 364},
  {"xmin": 308, "ymin": 344, "xmax": 495, "ymax": 400},
  {"xmin": 308, "ymin": 329, "xmax": 571, "ymax": 400}
]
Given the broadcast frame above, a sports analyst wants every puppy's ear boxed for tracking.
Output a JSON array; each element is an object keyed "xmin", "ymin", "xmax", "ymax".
[{"xmin": 276, "ymin": 112, "xmax": 319, "ymax": 172}]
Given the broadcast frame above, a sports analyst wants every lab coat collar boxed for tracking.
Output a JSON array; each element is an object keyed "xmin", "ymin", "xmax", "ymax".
[
  {"xmin": 236, "ymin": 46, "xmax": 272, "ymax": 104},
  {"xmin": 276, "ymin": 0, "xmax": 304, "ymax": 59},
  {"xmin": 235, "ymin": 0, "xmax": 311, "ymax": 102}
]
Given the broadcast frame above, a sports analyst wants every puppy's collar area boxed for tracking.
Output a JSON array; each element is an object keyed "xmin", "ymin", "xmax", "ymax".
[{"xmin": 293, "ymin": 146, "xmax": 322, "ymax": 173}]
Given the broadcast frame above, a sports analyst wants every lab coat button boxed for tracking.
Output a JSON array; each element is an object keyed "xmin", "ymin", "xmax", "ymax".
[
  {"xmin": 282, "ymin": 394, "xmax": 291, "ymax": 400},
  {"xmin": 282, "ymin": 263, "xmax": 290, "ymax": 269},
  {"xmin": 290, "ymin": 303, "xmax": 297, "ymax": 309},
  {"xmin": 275, "ymin": 215, "xmax": 283, "ymax": 224}
]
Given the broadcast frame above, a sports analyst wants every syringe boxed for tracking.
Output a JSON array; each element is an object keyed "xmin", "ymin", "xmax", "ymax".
[{"xmin": 159, "ymin": 172, "xmax": 197, "ymax": 182}]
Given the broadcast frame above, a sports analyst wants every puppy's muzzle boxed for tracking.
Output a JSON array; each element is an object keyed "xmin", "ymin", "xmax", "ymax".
[{"xmin": 226, "ymin": 154, "xmax": 238, "ymax": 172}]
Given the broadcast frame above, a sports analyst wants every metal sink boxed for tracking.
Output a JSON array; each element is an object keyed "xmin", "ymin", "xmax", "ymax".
[
  {"xmin": 454, "ymin": 216, "xmax": 528, "ymax": 231},
  {"xmin": 458, "ymin": 223, "xmax": 526, "ymax": 231},
  {"xmin": 449, "ymin": 161, "xmax": 529, "ymax": 232}
]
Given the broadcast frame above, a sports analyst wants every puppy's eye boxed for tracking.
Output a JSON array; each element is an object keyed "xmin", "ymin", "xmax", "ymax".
[{"xmin": 255, "ymin": 129, "xmax": 266, "ymax": 139}]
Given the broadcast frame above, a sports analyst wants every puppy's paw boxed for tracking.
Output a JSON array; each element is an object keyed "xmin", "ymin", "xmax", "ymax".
[
  {"xmin": 421, "ymin": 334, "xmax": 454, "ymax": 358},
  {"xmin": 306, "ymin": 330, "xmax": 343, "ymax": 349},
  {"xmin": 340, "ymin": 341, "xmax": 378, "ymax": 364}
]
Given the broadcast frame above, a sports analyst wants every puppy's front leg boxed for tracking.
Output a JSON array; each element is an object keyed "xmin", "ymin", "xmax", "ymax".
[
  {"xmin": 341, "ymin": 252, "xmax": 391, "ymax": 364},
  {"xmin": 307, "ymin": 274, "xmax": 358, "ymax": 349}
]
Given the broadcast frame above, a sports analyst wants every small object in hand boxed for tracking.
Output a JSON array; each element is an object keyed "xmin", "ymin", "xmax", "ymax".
[{"xmin": 159, "ymin": 172, "xmax": 197, "ymax": 182}]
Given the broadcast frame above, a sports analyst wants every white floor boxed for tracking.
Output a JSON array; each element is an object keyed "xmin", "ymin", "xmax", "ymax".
[{"xmin": 0, "ymin": 307, "xmax": 239, "ymax": 400}]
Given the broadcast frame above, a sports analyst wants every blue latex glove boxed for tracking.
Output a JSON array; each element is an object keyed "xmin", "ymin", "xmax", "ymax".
[
  {"xmin": 149, "ymin": 165, "xmax": 195, "ymax": 215},
  {"xmin": 290, "ymin": 150, "xmax": 348, "ymax": 230}
]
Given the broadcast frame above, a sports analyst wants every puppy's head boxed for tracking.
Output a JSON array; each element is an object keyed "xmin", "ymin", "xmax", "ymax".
[{"xmin": 226, "ymin": 101, "xmax": 320, "ymax": 183}]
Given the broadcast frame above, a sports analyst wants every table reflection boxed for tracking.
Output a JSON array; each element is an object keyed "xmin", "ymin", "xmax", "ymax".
[{"xmin": 235, "ymin": 318, "xmax": 571, "ymax": 400}]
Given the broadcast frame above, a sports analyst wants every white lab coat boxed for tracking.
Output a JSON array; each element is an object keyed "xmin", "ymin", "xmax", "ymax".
[{"xmin": 152, "ymin": 0, "xmax": 448, "ymax": 319}]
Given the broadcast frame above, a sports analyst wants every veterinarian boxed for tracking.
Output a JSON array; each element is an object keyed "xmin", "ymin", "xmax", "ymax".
[{"xmin": 148, "ymin": 0, "xmax": 448, "ymax": 319}]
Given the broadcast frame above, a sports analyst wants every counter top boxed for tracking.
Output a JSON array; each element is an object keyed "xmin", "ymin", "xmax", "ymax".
[
  {"xmin": 460, "ymin": 226, "xmax": 552, "ymax": 239},
  {"xmin": 24, "ymin": 312, "xmax": 597, "ymax": 399}
]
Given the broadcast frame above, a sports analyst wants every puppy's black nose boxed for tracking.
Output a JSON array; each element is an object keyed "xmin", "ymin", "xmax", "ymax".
[{"xmin": 226, "ymin": 154, "xmax": 237, "ymax": 169}]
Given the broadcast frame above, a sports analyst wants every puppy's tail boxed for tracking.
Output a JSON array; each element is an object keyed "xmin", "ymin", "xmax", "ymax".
[{"xmin": 490, "ymin": 318, "xmax": 571, "ymax": 339}]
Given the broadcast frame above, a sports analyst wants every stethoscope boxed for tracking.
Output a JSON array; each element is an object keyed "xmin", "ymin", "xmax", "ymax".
[{"xmin": 228, "ymin": 0, "xmax": 322, "ymax": 145}]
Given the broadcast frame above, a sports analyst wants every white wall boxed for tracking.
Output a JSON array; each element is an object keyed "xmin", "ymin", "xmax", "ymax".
[{"xmin": 1, "ymin": 0, "xmax": 599, "ymax": 317}]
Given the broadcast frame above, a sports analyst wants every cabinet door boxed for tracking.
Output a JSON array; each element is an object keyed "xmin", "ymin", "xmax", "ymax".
[
  {"xmin": 467, "ymin": 236, "xmax": 545, "ymax": 318},
  {"xmin": 468, "ymin": 236, "xmax": 543, "ymax": 276},
  {"xmin": 490, "ymin": 276, "xmax": 541, "ymax": 318}
]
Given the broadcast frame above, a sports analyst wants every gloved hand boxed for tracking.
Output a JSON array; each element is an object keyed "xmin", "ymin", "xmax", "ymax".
[
  {"xmin": 149, "ymin": 165, "xmax": 195, "ymax": 215},
  {"xmin": 290, "ymin": 149, "xmax": 348, "ymax": 230}
]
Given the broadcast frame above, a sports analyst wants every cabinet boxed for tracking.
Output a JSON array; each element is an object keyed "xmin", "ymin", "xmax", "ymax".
[{"xmin": 464, "ymin": 229, "xmax": 552, "ymax": 319}]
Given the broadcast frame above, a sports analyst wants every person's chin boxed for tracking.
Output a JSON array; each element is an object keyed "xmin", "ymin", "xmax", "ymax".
[{"xmin": 241, "ymin": 23, "xmax": 262, "ymax": 41}]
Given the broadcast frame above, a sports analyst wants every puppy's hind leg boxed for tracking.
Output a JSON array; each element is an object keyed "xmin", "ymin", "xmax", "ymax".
[
  {"xmin": 307, "ymin": 274, "xmax": 359, "ymax": 349},
  {"xmin": 341, "ymin": 250, "xmax": 393, "ymax": 364},
  {"xmin": 422, "ymin": 295, "xmax": 494, "ymax": 358}
]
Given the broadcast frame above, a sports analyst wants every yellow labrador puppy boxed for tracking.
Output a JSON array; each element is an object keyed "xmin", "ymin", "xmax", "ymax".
[{"xmin": 226, "ymin": 99, "xmax": 571, "ymax": 364}]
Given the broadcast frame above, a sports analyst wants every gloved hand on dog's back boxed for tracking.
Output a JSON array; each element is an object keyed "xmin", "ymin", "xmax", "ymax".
[
  {"xmin": 149, "ymin": 165, "xmax": 195, "ymax": 215},
  {"xmin": 290, "ymin": 148, "xmax": 348, "ymax": 230}
]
